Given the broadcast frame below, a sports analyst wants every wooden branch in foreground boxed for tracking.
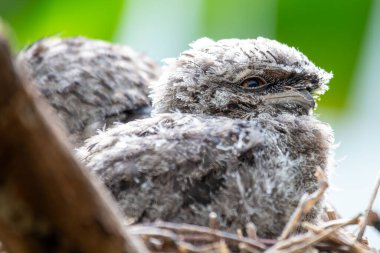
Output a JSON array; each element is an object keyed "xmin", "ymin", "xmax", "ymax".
[{"xmin": 0, "ymin": 33, "xmax": 148, "ymax": 253}]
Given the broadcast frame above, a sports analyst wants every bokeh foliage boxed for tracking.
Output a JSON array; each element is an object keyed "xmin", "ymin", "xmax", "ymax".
[
  {"xmin": 0, "ymin": 0, "xmax": 373, "ymax": 110},
  {"xmin": 0, "ymin": 0, "xmax": 124, "ymax": 47},
  {"xmin": 276, "ymin": 0, "xmax": 372, "ymax": 110},
  {"xmin": 201, "ymin": 0, "xmax": 276, "ymax": 39}
]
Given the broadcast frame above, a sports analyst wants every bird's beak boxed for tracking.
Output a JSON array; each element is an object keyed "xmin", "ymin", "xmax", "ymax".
[{"xmin": 263, "ymin": 90, "xmax": 316, "ymax": 111}]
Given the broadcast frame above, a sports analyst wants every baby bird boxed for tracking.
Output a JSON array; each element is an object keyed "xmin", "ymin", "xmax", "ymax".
[
  {"xmin": 17, "ymin": 37, "xmax": 160, "ymax": 146},
  {"xmin": 78, "ymin": 37, "xmax": 334, "ymax": 238}
]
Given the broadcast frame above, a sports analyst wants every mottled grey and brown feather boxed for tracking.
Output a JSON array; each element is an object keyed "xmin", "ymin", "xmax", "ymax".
[
  {"xmin": 78, "ymin": 113, "xmax": 333, "ymax": 238},
  {"xmin": 78, "ymin": 37, "xmax": 334, "ymax": 238},
  {"xmin": 17, "ymin": 37, "xmax": 160, "ymax": 145}
]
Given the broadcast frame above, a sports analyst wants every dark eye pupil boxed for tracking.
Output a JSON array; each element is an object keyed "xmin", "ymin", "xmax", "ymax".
[
  {"xmin": 241, "ymin": 76, "xmax": 267, "ymax": 89},
  {"xmin": 247, "ymin": 79, "xmax": 259, "ymax": 88}
]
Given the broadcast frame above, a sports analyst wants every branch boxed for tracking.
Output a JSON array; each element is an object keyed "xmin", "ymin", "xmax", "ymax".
[{"xmin": 0, "ymin": 32, "xmax": 147, "ymax": 253}]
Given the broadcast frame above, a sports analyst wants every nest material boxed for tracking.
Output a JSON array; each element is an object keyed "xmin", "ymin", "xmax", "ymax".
[
  {"xmin": 126, "ymin": 169, "xmax": 380, "ymax": 253},
  {"xmin": 128, "ymin": 218, "xmax": 370, "ymax": 253}
]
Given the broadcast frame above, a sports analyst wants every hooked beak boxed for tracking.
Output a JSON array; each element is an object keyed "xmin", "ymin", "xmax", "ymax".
[{"xmin": 263, "ymin": 90, "xmax": 315, "ymax": 112}]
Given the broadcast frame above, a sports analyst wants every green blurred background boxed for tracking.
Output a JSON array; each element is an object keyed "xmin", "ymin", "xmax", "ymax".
[
  {"xmin": 1, "ymin": 0, "xmax": 379, "ymax": 245},
  {"xmin": 0, "ymin": 0, "xmax": 372, "ymax": 111}
]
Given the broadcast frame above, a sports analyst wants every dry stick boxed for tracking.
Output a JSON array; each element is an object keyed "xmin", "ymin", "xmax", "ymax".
[
  {"xmin": 321, "ymin": 216, "xmax": 360, "ymax": 229},
  {"xmin": 131, "ymin": 225, "xmax": 234, "ymax": 253},
  {"xmin": 285, "ymin": 225, "xmax": 351, "ymax": 253},
  {"xmin": 239, "ymin": 242, "xmax": 262, "ymax": 253},
  {"xmin": 367, "ymin": 210, "xmax": 380, "ymax": 232},
  {"xmin": 246, "ymin": 222, "xmax": 258, "ymax": 240},
  {"xmin": 0, "ymin": 32, "xmax": 148, "ymax": 253},
  {"xmin": 209, "ymin": 212, "xmax": 219, "ymax": 230},
  {"xmin": 278, "ymin": 194, "xmax": 309, "ymax": 240},
  {"xmin": 304, "ymin": 216, "xmax": 359, "ymax": 243},
  {"xmin": 130, "ymin": 222, "xmax": 268, "ymax": 250},
  {"xmin": 279, "ymin": 167, "xmax": 328, "ymax": 240},
  {"xmin": 268, "ymin": 216, "xmax": 362, "ymax": 253},
  {"xmin": 357, "ymin": 171, "xmax": 380, "ymax": 241},
  {"xmin": 325, "ymin": 207, "xmax": 338, "ymax": 221},
  {"xmin": 303, "ymin": 218, "xmax": 373, "ymax": 253}
]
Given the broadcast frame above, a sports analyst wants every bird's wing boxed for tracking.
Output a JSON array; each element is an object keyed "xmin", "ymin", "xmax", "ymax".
[
  {"xmin": 16, "ymin": 37, "xmax": 160, "ymax": 146},
  {"xmin": 77, "ymin": 113, "xmax": 263, "ymax": 223}
]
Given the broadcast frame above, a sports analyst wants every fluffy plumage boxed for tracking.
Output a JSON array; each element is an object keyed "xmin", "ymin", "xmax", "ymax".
[
  {"xmin": 17, "ymin": 37, "xmax": 160, "ymax": 146},
  {"xmin": 152, "ymin": 37, "xmax": 331, "ymax": 118},
  {"xmin": 78, "ymin": 37, "xmax": 334, "ymax": 238}
]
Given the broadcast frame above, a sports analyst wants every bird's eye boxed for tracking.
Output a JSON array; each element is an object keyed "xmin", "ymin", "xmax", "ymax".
[{"xmin": 240, "ymin": 76, "xmax": 267, "ymax": 89}]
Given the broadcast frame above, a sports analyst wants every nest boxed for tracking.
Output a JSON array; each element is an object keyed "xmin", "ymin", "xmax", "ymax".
[
  {"xmin": 129, "ymin": 218, "xmax": 368, "ymax": 253},
  {"xmin": 126, "ymin": 169, "xmax": 380, "ymax": 253}
]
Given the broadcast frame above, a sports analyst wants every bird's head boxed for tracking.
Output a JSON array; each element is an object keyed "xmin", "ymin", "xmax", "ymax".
[{"xmin": 151, "ymin": 37, "xmax": 332, "ymax": 118}]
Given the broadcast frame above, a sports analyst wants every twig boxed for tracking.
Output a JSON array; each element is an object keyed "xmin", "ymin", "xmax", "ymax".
[
  {"xmin": 239, "ymin": 242, "xmax": 262, "ymax": 253},
  {"xmin": 304, "ymin": 216, "xmax": 375, "ymax": 253},
  {"xmin": 209, "ymin": 212, "xmax": 219, "ymax": 230},
  {"xmin": 268, "ymin": 216, "xmax": 364, "ymax": 253},
  {"xmin": 357, "ymin": 171, "xmax": 380, "ymax": 241},
  {"xmin": 307, "ymin": 215, "xmax": 362, "ymax": 250},
  {"xmin": 325, "ymin": 206, "xmax": 338, "ymax": 221},
  {"xmin": 367, "ymin": 210, "xmax": 380, "ymax": 232},
  {"xmin": 129, "ymin": 222, "xmax": 268, "ymax": 250},
  {"xmin": 246, "ymin": 222, "xmax": 258, "ymax": 240},
  {"xmin": 321, "ymin": 215, "xmax": 360, "ymax": 229},
  {"xmin": 279, "ymin": 167, "xmax": 328, "ymax": 240},
  {"xmin": 278, "ymin": 194, "xmax": 309, "ymax": 240},
  {"xmin": 129, "ymin": 214, "xmax": 376, "ymax": 253}
]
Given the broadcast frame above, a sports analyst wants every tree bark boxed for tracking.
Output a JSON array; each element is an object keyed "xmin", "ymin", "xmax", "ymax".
[{"xmin": 0, "ymin": 34, "xmax": 147, "ymax": 253}]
